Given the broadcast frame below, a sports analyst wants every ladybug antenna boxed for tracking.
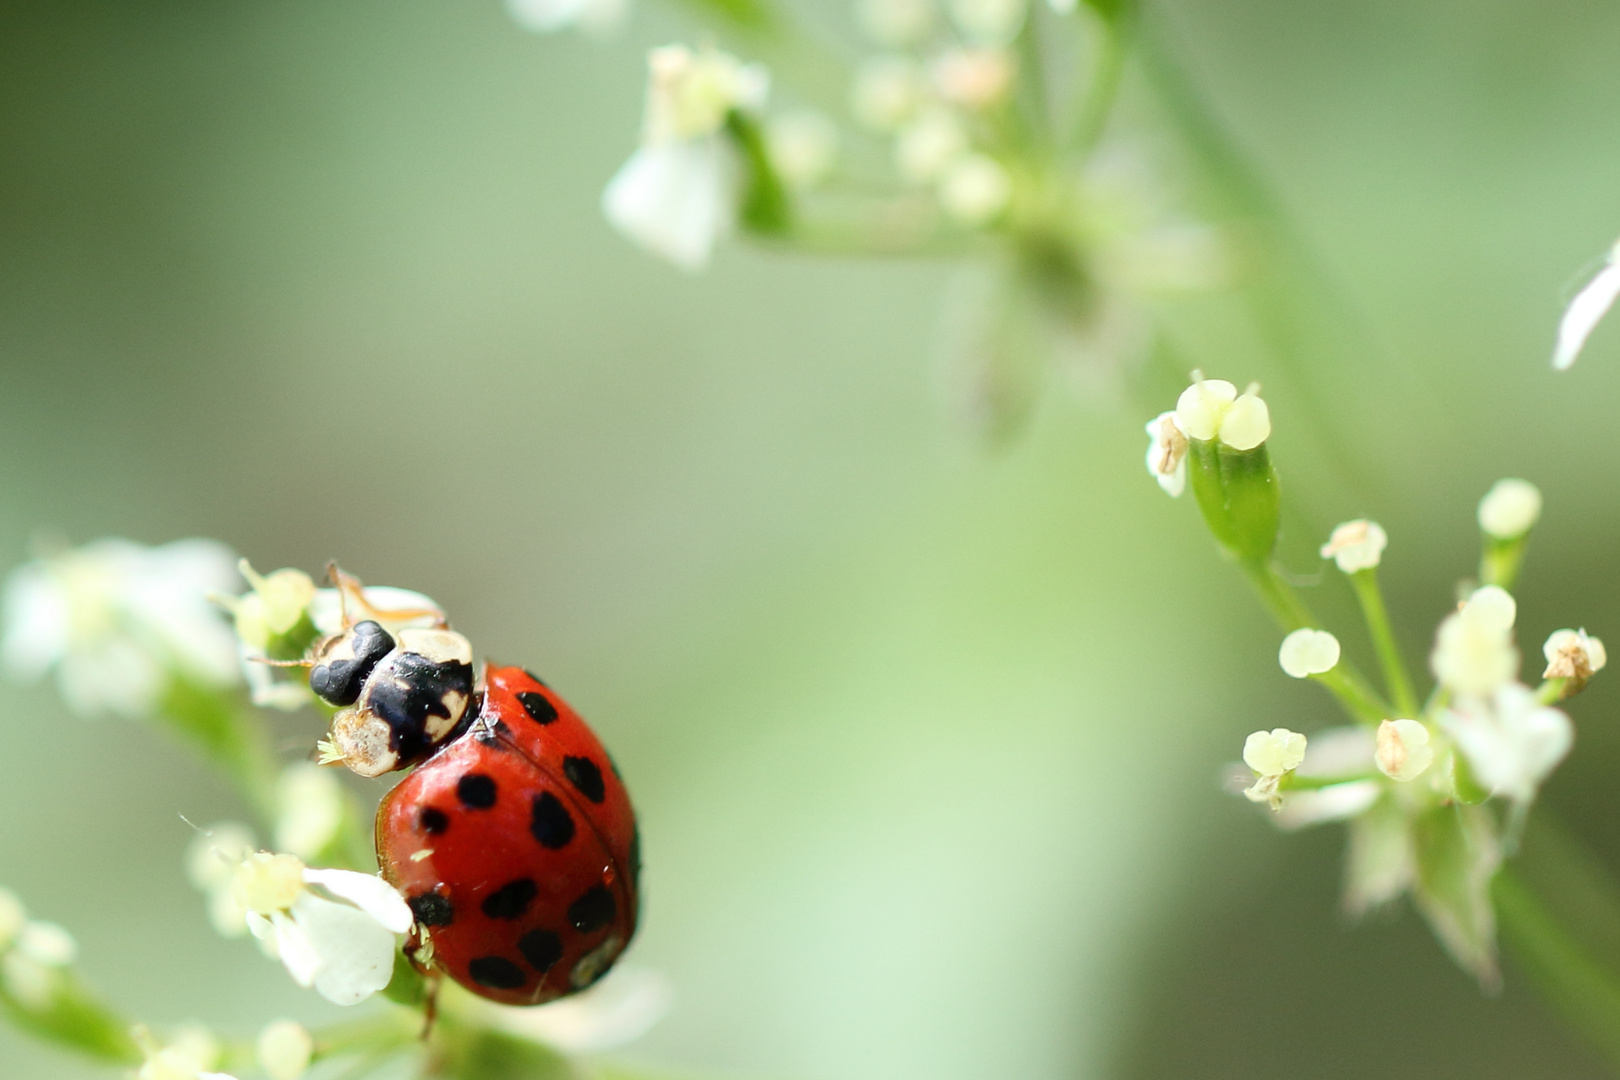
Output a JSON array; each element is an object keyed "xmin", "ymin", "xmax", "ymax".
[
  {"xmin": 327, "ymin": 562, "xmax": 450, "ymax": 630},
  {"xmin": 251, "ymin": 656, "xmax": 315, "ymax": 669}
]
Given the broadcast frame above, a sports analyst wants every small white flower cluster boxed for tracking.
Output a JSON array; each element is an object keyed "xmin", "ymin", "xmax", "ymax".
[
  {"xmin": 603, "ymin": 44, "xmax": 772, "ymax": 271},
  {"xmin": 132, "ymin": 1019, "xmax": 313, "ymax": 1080},
  {"xmin": 851, "ymin": 0, "xmax": 1027, "ymax": 227},
  {"xmin": 0, "ymin": 887, "xmax": 79, "ymax": 1010},
  {"xmin": 0, "ymin": 539, "xmax": 241, "ymax": 719},
  {"xmin": 1144, "ymin": 373, "xmax": 1274, "ymax": 497},
  {"xmin": 187, "ymin": 827, "xmax": 412, "ymax": 1006},
  {"xmin": 1229, "ymin": 479, "xmax": 1600, "ymax": 982}
]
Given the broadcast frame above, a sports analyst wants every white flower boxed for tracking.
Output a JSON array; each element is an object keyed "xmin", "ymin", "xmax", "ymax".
[
  {"xmin": 2, "ymin": 539, "xmax": 240, "ymax": 718},
  {"xmin": 505, "ymin": 0, "xmax": 628, "ymax": 35},
  {"xmin": 856, "ymin": 0, "xmax": 936, "ymax": 45},
  {"xmin": 603, "ymin": 45, "xmax": 768, "ymax": 271},
  {"xmin": 948, "ymin": 0, "xmax": 1026, "ymax": 45},
  {"xmin": 187, "ymin": 822, "xmax": 260, "ymax": 939},
  {"xmin": 766, "ymin": 111, "xmax": 838, "ymax": 190},
  {"xmin": 851, "ymin": 55, "xmax": 924, "ymax": 131},
  {"xmin": 1278, "ymin": 629, "xmax": 1340, "ymax": 679},
  {"xmin": 1544, "ymin": 628, "xmax": 1607, "ymax": 682},
  {"xmin": 274, "ymin": 764, "xmax": 347, "ymax": 861},
  {"xmin": 1143, "ymin": 411, "xmax": 1188, "ymax": 497},
  {"xmin": 1477, "ymin": 478, "xmax": 1543, "ymax": 540},
  {"xmin": 1432, "ymin": 591, "xmax": 1519, "ymax": 697},
  {"xmin": 895, "ymin": 107, "xmax": 968, "ymax": 183},
  {"xmin": 1375, "ymin": 718, "xmax": 1434, "ymax": 782},
  {"xmin": 474, "ymin": 966, "xmax": 673, "ymax": 1053},
  {"xmin": 257, "ymin": 1020, "xmax": 314, "ymax": 1080},
  {"xmin": 1441, "ymin": 683, "xmax": 1572, "ymax": 805},
  {"xmin": 1320, "ymin": 520, "xmax": 1387, "ymax": 574},
  {"xmin": 233, "ymin": 853, "xmax": 412, "ymax": 1006},
  {"xmin": 939, "ymin": 154, "xmax": 1011, "ymax": 226},
  {"xmin": 135, "ymin": 1026, "xmax": 235, "ymax": 1080},
  {"xmin": 1, "ymin": 918, "xmax": 77, "ymax": 1009},
  {"xmin": 1173, "ymin": 374, "xmax": 1270, "ymax": 450},
  {"xmin": 1241, "ymin": 727, "xmax": 1307, "ymax": 807},
  {"xmin": 1552, "ymin": 239, "xmax": 1620, "ymax": 370},
  {"xmin": 931, "ymin": 48, "xmax": 1015, "ymax": 109}
]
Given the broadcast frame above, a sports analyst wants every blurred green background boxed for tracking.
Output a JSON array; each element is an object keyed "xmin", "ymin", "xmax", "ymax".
[{"xmin": 3, "ymin": 0, "xmax": 1620, "ymax": 1077}]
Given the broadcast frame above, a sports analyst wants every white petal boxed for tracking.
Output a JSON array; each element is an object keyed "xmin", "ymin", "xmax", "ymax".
[
  {"xmin": 0, "ymin": 563, "xmax": 70, "ymax": 681},
  {"xmin": 290, "ymin": 894, "xmax": 398, "ymax": 1006},
  {"xmin": 302, "ymin": 869, "xmax": 413, "ymax": 934},
  {"xmin": 603, "ymin": 139, "xmax": 732, "ymax": 272},
  {"xmin": 1554, "ymin": 256, "xmax": 1620, "ymax": 370},
  {"xmin": 270, "ymin": 911, "xmax": 322, "ymax": 988},
  {"xmin": 1272, "ymin": 780, "xmax": 1381, "ymax": 830}
]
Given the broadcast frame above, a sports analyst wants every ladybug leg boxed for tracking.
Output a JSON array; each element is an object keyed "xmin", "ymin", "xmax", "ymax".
[
  {"xmin": 328, "ymin": 563, "xmax": 450, "ymax": 629},
  {"xmin": 419, "ymin": 974, "xmax": 441, "ymax": 1040}
]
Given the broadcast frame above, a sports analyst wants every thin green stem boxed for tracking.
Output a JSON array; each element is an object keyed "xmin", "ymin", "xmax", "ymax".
[
  {"xmin": 1069, "ymin": 3, "xmax": 1132, "ymax": 155},
  {"xmin": 1350, "ymin": 568, "xmax": 1418, "ymax": 716}
]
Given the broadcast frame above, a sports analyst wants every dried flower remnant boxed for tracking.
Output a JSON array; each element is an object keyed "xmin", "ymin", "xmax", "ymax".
[
  {"xmin": 1543, "ymin": 628, "xmax": 1606, "ymax": 688},
  {"xmin": 1143, "ymin": 412, "xmax": 1188, "ymax": 497},
  {"xmin": 1375, "ymin": 719, "xmax": 1434, "ymax": 782}
]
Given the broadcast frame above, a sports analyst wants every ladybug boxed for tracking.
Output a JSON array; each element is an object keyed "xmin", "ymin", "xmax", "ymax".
[
  {"xmin": 302, "ymin": 568, "xmax": 477, "ymax": 777},
  {"xmin": 374, "ymin": 665, "xmax": 641, "ymax": 1004}
]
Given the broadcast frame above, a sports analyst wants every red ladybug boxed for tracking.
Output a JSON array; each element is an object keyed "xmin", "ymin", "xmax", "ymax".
[{"xmin": 375, "ymin": 665, "xmax": 640, "ymax": 1004}]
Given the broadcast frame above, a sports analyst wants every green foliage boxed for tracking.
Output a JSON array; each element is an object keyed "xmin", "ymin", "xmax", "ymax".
[
  {"xmin": 1412, "ymin": 803, "xmax": 1501, "ymax": 988},
  {"xmin": 724, "ymin": 111, "xmax": 790, "ymax": 237},
  {"xmin": 0, "ymin": 973, "xmax": 140, "ymax": 1065}
]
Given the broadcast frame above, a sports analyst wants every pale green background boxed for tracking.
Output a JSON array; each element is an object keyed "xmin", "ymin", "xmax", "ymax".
[{"xmin": 2, "ymin": 1, "xmax": 1619, "ymax": 1078}]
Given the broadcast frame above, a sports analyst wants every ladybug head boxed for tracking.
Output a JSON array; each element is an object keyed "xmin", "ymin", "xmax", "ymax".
[{"xmin": 309, "ymin": 620, "xmax": 396, "ymax": 707}]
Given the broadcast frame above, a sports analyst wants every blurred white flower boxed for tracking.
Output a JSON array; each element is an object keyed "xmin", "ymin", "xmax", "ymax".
[
  {"xmin": 274, "ymin": 764, "xmax": 347, "ymax": 861},
  {"xmin": 851, "ymin": 55, "xmax": 925, "ymax": 131},
  {"xmin": 1553, "ymin": 238, "xmax": 1620, "ymax": 370},
  {"xmin": 476, "ymin": 966, "xmax": 673, "ymax": 1053},
  {"xmin": 1374, "ymin": 718, "xmax": 1433, "ymax": 782},
  {"xmin": 896, "ymin": 107, "xmax": 968, "ymax": 183},
  {"xmin": 187, "ymin": 822, "xmax": 260, "ymax": 939},
  {"xmin": 1320, "ymin": 520, "xmax": 1387, "ymax": 574},
  {"xmin": 233, "ymin": 852, "xmax": 412, "ymax": 1006},
  {"xmin": 135, "ymin": 1025, "xmax": 233, "ymax": 1080},
  {"xmin": 766, "ymin": 111, "xmax": 838, "ymax": 190},
  {"xmin": 1477, "ymin": 478, "xmax": 1542, "ymax": 540},
  {"xmin": 257, "ymin": 1020, "xmax": 314, "ymax": 1080},
  {"xmin": 856, "ymin": 0, "xmax": 935, "ymax": 45},
  {"xmin": 931, "ymin": 47, "xmax": 1014, "ymax": 109},
  {"xmin": 948, "ymin": 0, "xmax": 1026, "ymax": 45},
  {"xmin": 2, "ymin": 539, "xmax": 241, "ymax": 718},
  {"xmin": 1432, "ymin": 590, "xmax": 1518, "ymax": 697},
  {"xmin": 1272, "ymin": 779, "xmax": 1380, "ymax": 830},
  {"xmin": 1278, "ymin": 629, "xmax": 1340, "ymax": 679},
  {"xmin": 1, "ymin": 917, "xmax": 78, "ymax": 1008},
  {"xmin": 604, "ymin": 45, "xmax": 768, "ymax": 271},
  {"xmin": 1543, "ymin": 628, "xmax": 1606, "ymax": 683},
  {"xmin": 505, "ymin": 0, "xmax": 628, "ymax": 36},
  {"xmin": 1441, "ymin": 683, "xmax": 1572, "ymax": 805},
  {"xmin": 1143, "ymin": 411, "xmax": 1187, "ymax": 497},
  {"xmin": 939, "ymin": 153, "xmax": 1011, "ymax": 225},
  {"xmin": 0, "ymin": 888, "xmax": 24, "ymax": 952}
]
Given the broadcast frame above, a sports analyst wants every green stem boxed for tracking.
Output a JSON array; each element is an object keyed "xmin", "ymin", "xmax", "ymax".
[
  {"xmin": 1069, "ymin": 1, "xmax": 1133, "ymax": 155},
  {"xmin": 0, "ymin": 971, "xmax": 141, "ymax": 1065},
  {"xmin": 1350, "ymin": 568, "xmax": 1419, "ymax": 716}
]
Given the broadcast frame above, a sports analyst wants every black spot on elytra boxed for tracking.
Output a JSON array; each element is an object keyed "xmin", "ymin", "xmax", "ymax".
[
  {"xmin": 468, "ymin": 956, "xmax": 526, "ymax": 990},
  {"xmin": 568, "ymin": 884, "xmax": 617, "ymax": 933},
  {"xmin": 518, "ymin": 929, "xmax": 564, "ymax": 973},
  {"xmin": 481, "ymin": 878, "xmax": 537, "ymax": 920},
  {"xmin": 418, "ymin": 807, "xmax": 449, "ymax": 835},
  {"xmin": 458, "ymin": 773, "xmax": 497, "ymax": 809},
  {"xmin": 409, "ymin": 891, "xmax": 454, "ymax": 927},
  {"xmin": 563, "ymin": 756, "xmax": 605, "ymax": 803},
  {"xmin": 628, "ymin": 825, "xmax": 642, "ymax": 891},
  {"xmin": 516, "ymin": 691, "xmax": 557, "ymax": 725},
  {"xmin": 522, "ymin": 669, "xmax": 549, "ymax": 688},
  {"xmin": 309, "ymin": 621, "xmax": 394, "ymax": 706},
  {"xmin": 530, "ymin": 792, "xmax": 575, "ymax": 849},
  {"xmin": 367, "ymin": 652, "xmax": 475, "ymax": 766}
]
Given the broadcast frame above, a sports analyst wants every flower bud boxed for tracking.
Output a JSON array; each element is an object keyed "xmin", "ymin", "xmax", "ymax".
[
  {"xmin": 1176, "ymin": 375, "xmax": 1280, "ymax": 560},
  {"xmin": 851, "ymin": 56, "xmax": 923, "ymax": 131},
  {"xmin": 257, "ymin": 1020, "xmax": 314, "ymax": 1080},
  {"xmin": 17, "ymin": 921, "xmax": 76, "ymax": 967},
  {"xmin": 1173, "ymin": 375, "xmax": 1236, "ymax": 441},
  {"xmin": 766, "ymin": 111, "xmax": 837, "ymax": 190},
  {"xmin": 1244, "ymin": 728, "xmax": 1308, "ymax": 775},
  {"xmin": 940, "ymin": 154, "xmax": 1011, "ymax": 226},
  {"xmin": 1478, "ymin": 479, "xmax": 1542, "ymax": 540},
  {"xmin": 1432, "ymin": 600, "xmax": 1518, "ymax": 698},
  {"xmin": 931, "ymin": 47, "xmax": 1014, "ymax": 109},
  {"xmin": 1216, "ymin": 389, "xmax": 1271, "ymax": 451},
  {"xmin": 1462, "ymin": 585, "xmax": 1516, "ymax": 632},
  {"xmin": 1543, "ymin": 628, "xmax": 1606, "ymax": 684},
  {"xmin": 1375, "ymin": 718, "xmax": 1434, "ymax": 782},
  {"xmin": 0, "ymin": 888, "xmax": 25, "ymax": 953},
  {"xmin": 1320, "ymin": 519, "xmax": 1387, "ymax": 574},
  {"xmin": 1279, "ymin": 629, "xmax": 1340, "ymax": 679}
]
